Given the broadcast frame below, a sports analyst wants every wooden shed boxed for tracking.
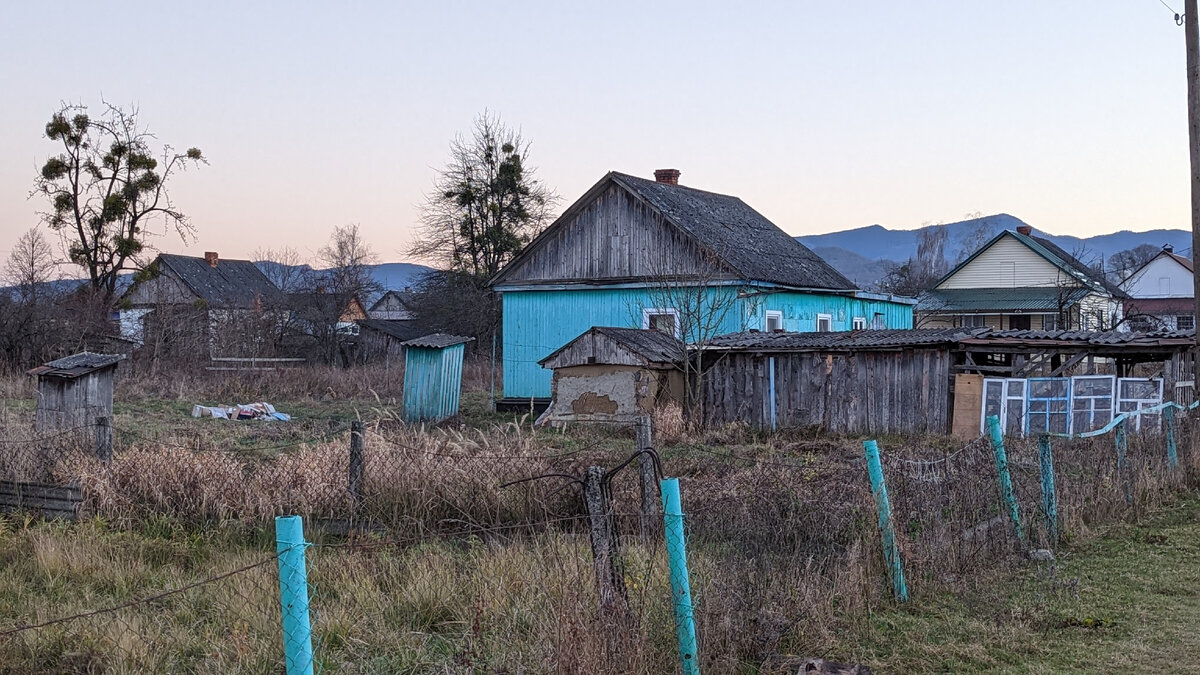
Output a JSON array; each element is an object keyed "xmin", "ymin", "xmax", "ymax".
[
  {"xmin": 402, "ymin": 334, "xmax": 473, "ymax": 423},
  {"xmin": 29, "ymin": 352, "xmax": 124, "ymax": 434},
  {"xmin": 538, "ymin": 327, "xmax": 685, "ymax": 425}
]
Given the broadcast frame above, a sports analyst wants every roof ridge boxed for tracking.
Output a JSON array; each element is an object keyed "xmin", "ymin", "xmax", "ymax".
[{"xmin": 609, "ymin": 171, "xmax": 747, "ymax": 201}]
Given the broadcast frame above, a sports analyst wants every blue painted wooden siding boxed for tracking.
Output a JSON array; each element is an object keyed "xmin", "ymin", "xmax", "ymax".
[
  {"xmin": 403, "ymin": 343, "xmax": 466, "ymax": 422},
  {"xmin": 501, "ymin": 287, "xmax": 914, "ymax": 399}
]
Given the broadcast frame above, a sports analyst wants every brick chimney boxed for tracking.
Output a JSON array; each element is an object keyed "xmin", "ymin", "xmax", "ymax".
[
  {"xmin": 654, "ymin": 169, "xmax": 681, "ymax": 185},
  {"xmin": 1015, "ymin": 225, "xmax": 1032, "ymax": 236},
  {"xmin": 204, "ymin": 251, "xmax": 219, "ymax": 267}
]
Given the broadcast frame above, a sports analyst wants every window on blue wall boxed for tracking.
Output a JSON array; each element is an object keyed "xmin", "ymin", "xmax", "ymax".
[
  {"xmin": 642, "ymin": 308, "xmax": 680, "ymax": 338},
  {"xmin": 1027, "ymin": 378, "xmax": 1071, "ymax": 435},
  {"xmin": 766, "ymin": 311, "xmax": 783, "ymax": 332},
  {"xmin": 852, "ymin": 317, "xmax": 867, "ymax": 330},
  {"xmin": 816, "ymin": 313, "xmax": 832, "ymax": 332}
]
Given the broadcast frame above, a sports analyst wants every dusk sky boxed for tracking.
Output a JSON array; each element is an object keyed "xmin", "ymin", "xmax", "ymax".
[{"xmin": 0, "ymin": 1, "xmax": 1192, "ymax": 269}]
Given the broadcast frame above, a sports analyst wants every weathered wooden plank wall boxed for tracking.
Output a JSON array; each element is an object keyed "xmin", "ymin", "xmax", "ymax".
[{"xmin": 701, "ymin": 348, "xmax": 953, "ymax": 434}]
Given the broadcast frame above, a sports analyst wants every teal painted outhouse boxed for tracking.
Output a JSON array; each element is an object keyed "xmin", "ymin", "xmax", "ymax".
[{"xmin": 401, "ymin": 333, "xmax": 473, "ymax": 422}]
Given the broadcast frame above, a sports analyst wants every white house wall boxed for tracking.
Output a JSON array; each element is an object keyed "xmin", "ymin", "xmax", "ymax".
[
  {"xmin": 1121, "ymin": 256, "xmax": 1193, "ymax": 299},
  {"xmin": 937, "ymin": 235, "xmax": 1066, "ymax": 289}
]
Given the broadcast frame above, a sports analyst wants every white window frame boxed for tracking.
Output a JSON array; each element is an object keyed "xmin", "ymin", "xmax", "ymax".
[
  {"xmin": 642, "ymin": 307, "xmax": 681, "ymax": 338},
  {"xmin": 852, "ymin": 316, "xmax": 867, "ymax": 330},
  {"xmin": 1027, "ymin": 377, "xmax": 1072, "ymax": 436},
  {"xmin": 1070, "ymin": 375, "xmax": 1115, "ymax": 434},
  {"xmin": 816, "ymin": 313, "xmax": 833, "ymax": 332},
  {"xmin": 982, "ymin": 377, "xmax": 1027, "ymax": 436},
  {"xmin": 1117, "ymin": 377, "xmax": 1164, "ymax": 433},
  {"xmin": 765, "ymin": 310, "xmax": 784, "ymax": 333}
]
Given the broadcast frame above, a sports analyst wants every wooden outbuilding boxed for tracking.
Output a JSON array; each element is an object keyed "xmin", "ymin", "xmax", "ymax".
[
  {"xmin": 697, "ymin": 328, "xmax": 1195, "ymax": 437},
  {"xmin": 402, "ymin": 334, "xmax": 473, "ymax": 423},
  {"xmin": 29, "ymin": 352, "xmax": 124, "ymax": 434},
  {"xmin": 538, "ymin": 327, "xmax": 685, "ymax": 425}
]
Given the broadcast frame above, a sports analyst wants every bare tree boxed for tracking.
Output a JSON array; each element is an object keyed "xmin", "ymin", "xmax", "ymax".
[
  {"xmin": 1107, "ymin": 244, "xmax": 1161, "ymax": 282},
  {"xmin": 6, "ymin": 228, "xmax": 58, "ymax": 303},
  {"xmin": 317, "ymin": 224, "xmax": 381, "ymax": 299},
  {"xmin": 411, "ymin": 111, "xmax": 557, "ymax": 281},
  {"xmin": 252, "ymin": 246, "xmax": 310, "ymax": 293},
  {"xmin": 33, "ymin": 102, "xmax": 205, "ymax": 305},
  {"xmin": 634, "ymin": 248, "xmax": 740, "ymax": 419}
]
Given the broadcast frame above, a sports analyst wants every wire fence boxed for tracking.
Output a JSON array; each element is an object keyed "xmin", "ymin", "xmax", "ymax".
[{"xmin": 0, "ymin": 405, "xmax": 1197, "ymax": 671}]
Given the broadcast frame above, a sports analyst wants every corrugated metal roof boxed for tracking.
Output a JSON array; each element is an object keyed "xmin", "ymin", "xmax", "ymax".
[
  {"xmin": 703, "ymin": 328, "xmax": 975, "ymax": 351},
  {"xmin": 28, "ymin": 352, "xmax": 124, "ymax": 379},
  {"xmin": 701, "ymin": 327, "xmax": 1195, "ymax": 352},
  {"xmin": 916, "ymin": 287, "xmax": 1091, "ymax": 312},
  {"xmin": 402, "ymin": 333, "xmax": 474, "ymax": 349},
  {"xmin": 610, "ymin": 173, "xmax": 857, "ymax": 291},
  {"xmin": 158, "ymin": 254, "xmax": 285, "ymax": 309}
]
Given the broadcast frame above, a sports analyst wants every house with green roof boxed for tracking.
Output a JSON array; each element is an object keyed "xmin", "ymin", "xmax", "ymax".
[{"xmin": 916, "ymin": 225, "xmax": 1126, "ymax": 331}]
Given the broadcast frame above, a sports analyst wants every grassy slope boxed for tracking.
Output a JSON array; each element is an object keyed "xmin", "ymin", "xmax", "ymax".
[{"xmin": 841, "ymin": 493, "xmax": 1200, "ymax": 673}]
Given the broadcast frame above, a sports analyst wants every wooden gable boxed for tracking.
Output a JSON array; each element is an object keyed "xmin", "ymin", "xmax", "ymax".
[
  {"xmin": 123, "ymin": 265, "xmax": 200, "ymax": 306},
  {"xmin": 496, "ymin": 183, "xmax": 719, "ymax": 285}
]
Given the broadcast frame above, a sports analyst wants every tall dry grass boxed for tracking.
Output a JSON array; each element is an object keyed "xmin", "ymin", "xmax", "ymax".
[{"xmin": 2, "ymin": 409, "xmax": 1199, "ymax": 671}]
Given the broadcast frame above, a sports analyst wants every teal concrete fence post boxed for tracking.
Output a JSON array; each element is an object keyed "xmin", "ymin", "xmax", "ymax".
[
  {"xmin": 276, "ymin": 515, "xmax": 314, "ymax": 675},
  {"xmin": 1165, "ymin": 405, "xmax": 1179, "ymax": 470},
  {"xmin": 986, "ymin": 415, "xmax": 1024, "ymax": 544},
  {"xmin": 661, "ymin": 478, "xmax": 700, "ymax": 675},
  {"xmin": 1037, "ymin": 434, "xmax": 1058, "ymax": 548},
  {"xmin": 1115, "ymin": 418, "xmax": 1132, "ymax": 506},
  {"xmin": 862, "ymin": 440, "xmax": 908, "ymax": 602}
]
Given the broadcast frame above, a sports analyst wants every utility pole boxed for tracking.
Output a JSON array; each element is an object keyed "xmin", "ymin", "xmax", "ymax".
[{"xmin": 1188, "ymin": 0, "xmax": 1200, "ymax": 373}]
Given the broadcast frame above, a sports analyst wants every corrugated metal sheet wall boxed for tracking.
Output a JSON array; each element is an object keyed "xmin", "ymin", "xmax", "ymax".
[{"xmin": 403, "ymin": 343, "xmax": 466, "ymax": 422}]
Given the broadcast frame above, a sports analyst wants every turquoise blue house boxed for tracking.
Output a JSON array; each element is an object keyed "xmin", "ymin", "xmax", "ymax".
[{"xmin": 490, "ymin": 169, "xmax": 915, "ymax": 402}]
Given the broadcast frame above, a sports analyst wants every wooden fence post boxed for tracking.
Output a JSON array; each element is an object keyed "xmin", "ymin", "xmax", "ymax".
[
  {"xmin": 95, "ymin": 416, "xmax": 112, "ymax": 464},
  {"xmin": 583, "ymin": 466, "xmax": 628, "ymax": 616},
  {"xmin": 636, "ymin": 415, "xmax": 659, "ymax": 543},
  {"xmin": 348, "ymin": 420, "xmax": 364, "ymax": 514},
  {"xmin": 986, "ymin": 414, "xmax": 1024, "ymax": 544}
]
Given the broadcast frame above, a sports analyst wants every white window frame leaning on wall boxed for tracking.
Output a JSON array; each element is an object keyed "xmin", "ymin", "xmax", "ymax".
[
  {"xmin": 642, "ymin": 307, "xmax": 681, "ymax": 338},
  {"xmin": 852, "ymin": 316, "xmax": 867, "ymax": 330},
  {"xmin": 816, "ymin": 313, "xmax": 833, "ymax": 332}
]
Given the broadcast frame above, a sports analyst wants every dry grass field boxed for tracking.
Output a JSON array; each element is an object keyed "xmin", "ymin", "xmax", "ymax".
[{"xmin": 0, "ymin": 362, "xmax": 1198, "ymax": 672}]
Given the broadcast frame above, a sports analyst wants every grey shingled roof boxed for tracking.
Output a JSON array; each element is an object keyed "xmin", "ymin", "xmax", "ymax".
[
  {"xmin": 29, "ymin": 352, "xmax": 124, "ymax": 378},
  {"xmin": 158, "ymin": 254, "xmax": 284, "ymax": 309},
  {"xmin": 701, "ymin": 327, "xmax": 1195, "ymax": 352},
  {"xmin": 609, "ymin": 173, "xmax": 856, "ymax": 291},
  {"xmin": 358, "ymin": 319, "xmax": 427, "ymax": 342},
  {"xmin": 402, "ymin": 333, "xmax": 474, "ymax": 349},
  {"xmin": 590, "ymin": 327, "xmax": 685, "ymax": 364}
]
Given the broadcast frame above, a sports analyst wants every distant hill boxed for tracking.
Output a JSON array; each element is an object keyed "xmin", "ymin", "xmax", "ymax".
[{"xmin": 797, "ymin": 214, "xmax": 1192, "ymax": 290}]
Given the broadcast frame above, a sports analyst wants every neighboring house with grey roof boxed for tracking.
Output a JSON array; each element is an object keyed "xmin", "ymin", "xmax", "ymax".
[
  {"xmin": 490, "ymin": 169, "xmax": 915, "ymax": 402},
  {"xmin": 119, "ymin": 251, "xmax": 286, "ymax": 354},
  {"xmin": 916, "ymin": 226, "xmax": 1126, "ymax": 331},
  {"xmin": 1119, "ymin": 245, "xmax": 1195, "ymax": 331}
]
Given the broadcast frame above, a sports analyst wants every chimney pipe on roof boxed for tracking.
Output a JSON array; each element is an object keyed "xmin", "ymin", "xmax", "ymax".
[
  {"xmin": 1165, "ymin": 243, "xmax": 1175, "ymax": 253},
  {"xmin": 204, "ymin": 251, "xmax": 219, "ymax": 267},
  {"xmin": 654, "ymin": 169, "xmax": 681, "ymax": 185},
  {"xmin": 1015, "ymin": 225, "xmax": 1032, "ymax": 236}
]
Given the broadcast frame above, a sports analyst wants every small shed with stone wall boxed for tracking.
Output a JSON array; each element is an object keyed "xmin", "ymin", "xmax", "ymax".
[
  {"xmin": 538, "ymin": 327, "xmax": 685, "ymax": 425},
  {"xmin": 402, "ymin": 333, "xmax": 474, "ymax": 423},
  {"xmin": 29, "ymin": 352, "xmax": 124, "ymax": 434}
]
